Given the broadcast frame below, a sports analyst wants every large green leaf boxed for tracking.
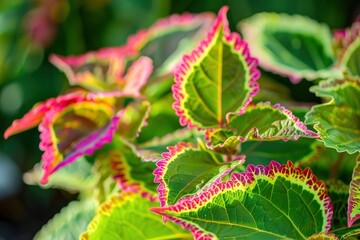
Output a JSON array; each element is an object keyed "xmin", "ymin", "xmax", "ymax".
[
  {"xmin": 206, "ymin": 102, "xmax": 318, "ymax": 152},
  {"xmin": 81, "ymin": 193, "xmax": 192, "ymax": 240},
  {"xmin": 239, "ymin": 12, "xmax": 340, "ymax": 83},
  {"xmin": 153, "ymin": 161, "xmax": 333, "ymax": 239},
  {"xmin": 305, "ymin": 78, "xmax": 360, "ymax": 154},
  {"xmin": 154, "ymin": 142, "xmax": 244, "ymax": 206},
  {"xmin": 348, "ymin": 154, "xmax": 360, "ymax": 227},
  {"xmin": 173, "ymin": 6, "xmax": 259, "ymax": 128},
  {"xmin": 34, "ymin": 200, "xmax": 96, "ymax": 240}
]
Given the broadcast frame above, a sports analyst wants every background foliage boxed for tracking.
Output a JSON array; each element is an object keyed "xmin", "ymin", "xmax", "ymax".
[{"xmin": 0, "ymin": 0, "xmax": 359, "ymax": 239}]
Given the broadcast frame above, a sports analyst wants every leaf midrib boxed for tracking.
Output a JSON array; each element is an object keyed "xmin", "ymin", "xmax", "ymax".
[{"xmin": 217, "ymin": 37, "xmax": 223, "ymax": 126}]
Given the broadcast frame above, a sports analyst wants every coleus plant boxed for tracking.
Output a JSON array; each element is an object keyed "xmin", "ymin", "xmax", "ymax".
[{"xmin": 4, "ymin": 5, "xmax": 360, "ymax": 240}]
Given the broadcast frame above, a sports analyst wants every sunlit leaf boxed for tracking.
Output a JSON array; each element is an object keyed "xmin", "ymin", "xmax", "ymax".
[
  {"xmin": 206, "ymin": 102, "xmax": 318, "ymax": 152},
  {"xmin": 127, "ymin": 10, "xmax": 215, "ymax": 77},
  {"xmin": 173, "ymin": 6, "xmax": 260, "ymax": 128},
  {"xmin": 348, "ymin": 154, "xmax": 360, "ymax": 227},
  {"xmin": 239, "ymin": 12, "xmax": 340, "ymax": 83},
  {"xmin": 34, "ymin": 200, "xmax": 96, "ymax": 240},
  {"xmin": 305, "ymin": 78, "xmax": 360, "ymax": 154},
  {"xmin": 154, "ymin": 142, "xmax": 244, "ymax": 206},
  {"xmin": 81, "ymin": 193, "xmax": 192, "ymax": 240},
  {"xmin": 153, "ymin": 161, "xmax": 333, "ymax": 239}
]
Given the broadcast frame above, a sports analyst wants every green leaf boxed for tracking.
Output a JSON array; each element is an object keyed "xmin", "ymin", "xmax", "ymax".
[
  {"xmin": 305, "ymin": 78, "xmax": 360, "ymax": 154},
  {"xmin": 206, "ymin": 102, "xmax": 318, "ymax": 152},
  {"xmin": 81, "ymin": 193, "xmax": 192, "ymax": 240},
  {"xmin": 34, "ymin": 200, "xmax": 96, "ymax": 240},
  {"xmin": 23, "ymin": 156, "xmax": 96, "ymax": 192},
  {"xmin": 348, "ymin": 154, "xmax": 360, "ymax": 227},
  {"xmin": 154, "ymin": 142, "xmax": 244, "ymax": 206},
  {"xmin": 153, "ymin": 161, "xmax": 333, "ymax": 239},
  {"xmin": 173, "ymin": 6, "xmax": 260, "ymax": 128},
  {"xmin": 338, "ymin": 227, "xmax": 360, "ymax": 240},
  {"xmin": 239, "ymin": 12, "xmax": 340, "ymax": 83}
]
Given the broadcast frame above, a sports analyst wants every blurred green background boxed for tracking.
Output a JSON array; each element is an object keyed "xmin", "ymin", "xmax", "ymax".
[{"xmin": 0, "ymin": 0, "xmax": 359, "ymax": 239}]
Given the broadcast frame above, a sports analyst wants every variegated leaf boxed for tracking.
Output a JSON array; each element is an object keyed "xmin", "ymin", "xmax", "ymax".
[
  {"xmin": 173, "ymin": 6, "xmax": 260, "ymax": 128},
  {"xmin": 239, "ymin": 12, "xmax": 340, "ymax": 83},
  {"xmin": 153, "ymin": 161, "xmax": 333, "ymax": 239}
]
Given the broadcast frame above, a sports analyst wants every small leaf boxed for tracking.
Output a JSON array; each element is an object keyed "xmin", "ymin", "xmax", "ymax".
[
  {"xmin": 338, "ymin": 227, "xmax": 360, "ymax": 240},
  {"xmin": 173, "ymin": 6, "xmax": 260, "ymax": 128},
  {"xmin": 81, "ymin": 193, "xmax": 192, "ymax": 240},
  {"xmin": 49, "ymin": 47, "xmax": 135, "ymax": 91},
  {"xmin": 305, "ymin": 78, "xmax": 360, "ymax": 154},
  {"xmin": 23, "ymin": 157, "xmax": 96, "ymax": 192},
  {"xmin": 127, "ymin": 11, "xmax": 215, "ymax": 77},
  {"xmin": 206, "ymin": 102, "xmax": 318, "ymax": 151},
  {"xmin": 153, "ymin": 161, "xmax": 333, "ymax": 239},
  {"xmin": 239, "ymin": 12, "xmax": 340, "ymax": 83},
  {"xmin": 116, "ymin": 100, "xmax": 151, "ymax": 141},
  {"xmin": 110, "ymin": 137, "xmax": 158, "ymax": 201},
  {"xmin": 154, "ymin": 142, "xmax": 244, "ymax": 206},
  {"xmin": 348, "ymin": 154, "xmax": 360, "ymax": 227},
  {"xmin": 34, "ymin": 200, "xmax": 96, "ymax": 240}
]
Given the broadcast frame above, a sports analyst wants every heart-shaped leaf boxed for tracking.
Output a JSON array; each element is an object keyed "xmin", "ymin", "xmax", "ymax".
[
  {"xmin": 239, "ymin": 12, "xmax": 340, "ymax": 83},
  {"xmin": 81, "ymin": 193, "xmax": 192, "ymax": 240},
  {"xmin": 153, "ymin": 161, "xmax": 333, "ymax": 239},
  {"xmin": 154, "ymin": 142, "xmax": 244, "ymax": 206},
  {"xmin": 173, "ymin": 6, "xmax": 260, "ymax": 128},
  {"xmin": 305, "ymin": 78, "xmax": 360, "ymax": 154}
]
